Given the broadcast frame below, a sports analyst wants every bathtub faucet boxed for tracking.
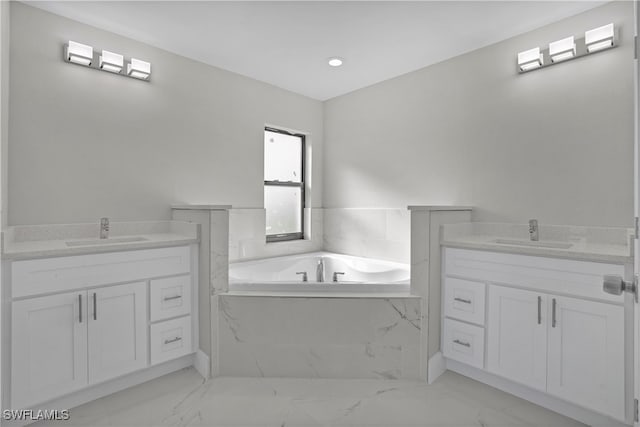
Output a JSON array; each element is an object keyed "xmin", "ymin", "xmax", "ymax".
[
  {"xmin": 529, "ymin": 219, "xmax": 539, "ymax": 241},
  {"xmin": 316, "ymin": 258, "xmax": 325, "ymax": 282}
]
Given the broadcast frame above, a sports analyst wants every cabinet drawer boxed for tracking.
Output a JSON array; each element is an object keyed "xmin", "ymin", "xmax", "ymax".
[
  {"xmin": 444, "ymin": 277, "xmax": 485, "ymax": 325},
  {"xmin": 150, "ymin": 316, "xmax": 192, "ymax": 365},
  {"xmin": 12, "ymin": 246, "xmax": 191, "ymax": 298},
  {"xmin": 443, "ymin": 248, "xmax": 624, "ymax": 303},
  {"xmin": 443, "ymin": 318, "xmax": 484, "ymax": 369},
  {"xmin": 150, "ymin": 276, "xmax": 192, "ymax": 322}
]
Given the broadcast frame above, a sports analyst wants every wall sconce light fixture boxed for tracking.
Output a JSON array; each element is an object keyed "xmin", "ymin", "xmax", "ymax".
[
  {"xmin": 585, "ymin": 23, "xmax": 615, "ymax": 53},
  {"xmin": 64, "ymin": 41, "xmax": 151, "ymax": 82},
  {"xmin": 65, "ymin": 41, "xmax": 93, "ymax": 66},
  {"xmin": 549, "ymin": 36, "xmax": 576, "ymax": 63},
  {"xmin": 127, "ymin": 58, "xmax": 151, "ymax": 80},
  {"xmin": 517, "ymin": 47, "xmax": 543, "ymax": 72},
  {"xmin": 517, "ymin": 23, "xmax": 617, "ymax": 74},
  {"xmin": 99, "ymin": 50, "xmax": 124, "ymax": 74}
]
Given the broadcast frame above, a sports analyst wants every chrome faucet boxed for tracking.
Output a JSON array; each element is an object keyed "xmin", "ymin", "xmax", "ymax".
[
  {"xmin": 529, "ymin": 219, "xmax": 539, "ymax": 241},
  {"xmin": 100, "ymin": 217, "xmax": 110, "ymax": 239},
  {"xmin": 316, "ymin": 258, "xmax": 325, "ymax": 282},
  {"xmin": 333, "ymin": 272, "xmax": 345, "ymax": 282},
  {"xmin": 296, "ymin": 272, "xmax": 308, "ymax": 282}
]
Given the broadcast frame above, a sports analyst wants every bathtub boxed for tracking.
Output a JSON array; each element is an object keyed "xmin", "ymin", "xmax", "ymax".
[{"xmin": 229, "ymin": 251, "xmax": 410, "ymax": 294}]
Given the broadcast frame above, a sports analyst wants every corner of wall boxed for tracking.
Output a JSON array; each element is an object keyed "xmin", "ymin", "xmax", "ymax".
[{"xmin": 1, "ymin": 0, "xmax": 9, "ymax": 229}]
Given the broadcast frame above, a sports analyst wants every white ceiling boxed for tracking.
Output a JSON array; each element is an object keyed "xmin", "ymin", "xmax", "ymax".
[{"xmin": 26, "ymin": 1, "xmax": 607, "ymax": 100}]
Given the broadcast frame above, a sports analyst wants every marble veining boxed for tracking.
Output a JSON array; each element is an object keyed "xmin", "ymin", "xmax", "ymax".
[
  {"xmin": 218, "ymin": 296, "xmax": 421, "ymax": 379},
  {"xmin": 31, "ymin": 368, "xmax": 585, "ymax": 427},
  {"xmin": 210, "ymin": 210, "xmax": 230, "ymax": 294},
  {"xmin": 386, "ymin": 300, "xmax": 421, "ymax": 331}
]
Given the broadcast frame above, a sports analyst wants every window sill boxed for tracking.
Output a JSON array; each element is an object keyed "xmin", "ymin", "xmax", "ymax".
[{"xmin": 266, "ymin": 238, "xmax": 312, "ymax": 245}]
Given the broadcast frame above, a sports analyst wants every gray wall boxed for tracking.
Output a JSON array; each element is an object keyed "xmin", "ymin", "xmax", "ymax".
[
  {"xmin": 1, "ymin": 1, "xmax": 8, "ymax": 227},
  {"xmin": 7, "ymin": 3, "xmax": 323, "ymax": 225},
  {"xmin": 323, "ymin": 1, "xmax": 634, "ymax": 227},
  {"xmin": 0, "ymin": 0, "xmax": 7, "ymax": 409}
]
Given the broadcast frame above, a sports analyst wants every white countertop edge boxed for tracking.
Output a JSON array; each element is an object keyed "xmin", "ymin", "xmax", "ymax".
[
  {"xmin": 171, "ymin": 204, "xmax": 232, "ymax": 210},
  {"xmin": 441, "ymin": 240, "xmax": 632, "ymax": 265},
  {"xmin": 407, "ymin": 205, "xmax": 473, "ymax": 211},
  {"xmin": 221, "ymin": 291, "xmax": 419, "ymax": 299},
  {"xmin": 2, "ymin": 238, "xmax": 199, "ymax": 261}
]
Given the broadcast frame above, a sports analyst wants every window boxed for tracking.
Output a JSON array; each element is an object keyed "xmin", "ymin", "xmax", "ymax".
[{"xmin": 264, "ymin": 127, "xmax": 305, "ymax": 242}]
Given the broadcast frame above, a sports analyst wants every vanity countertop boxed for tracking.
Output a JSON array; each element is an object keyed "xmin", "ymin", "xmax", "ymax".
[
  {"xmin": 441, "ymin": 222, "xmax": 633, "ymax": 264},
  {"xmin": 2, "ymin": 220, "xmax": 200, "ymax": 260}
]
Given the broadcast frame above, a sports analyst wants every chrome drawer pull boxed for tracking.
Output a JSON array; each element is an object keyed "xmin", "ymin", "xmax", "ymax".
[
  {"xmin": 453, "ymin": 339, "xmax": 471, "ymax": 348},
  {"xmin": 453, "ymin": 297, "xmax": 472, "ymax": 304},
  {"xmin": 79, "ymin": 294, "xmax": 83, "ymax": 323},
  {"xmin": 537, "ymin": 296, "xmax": 542, "ymax": 325},
  {"xmin": 163, "ymin": 295, "xmax": 182, "ymax": 301},
  {"xmin": 164, "ymin": 336, "xmax": 182, "ymax": 345}
]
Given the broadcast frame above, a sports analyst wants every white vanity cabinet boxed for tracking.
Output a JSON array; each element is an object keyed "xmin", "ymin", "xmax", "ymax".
[
  {"xmin": 486, "ymin": 285, "xmax": 548, "ymax": 392},
  {"xmin": 7, "ymin": 245, "xmax": 196, "ymax": 409},
  {"xmin": 546, "ymin": 295, "xmax": 624, "ymax": 419},
  {"xmin": 88, "ymin": 282, "xmax": 148, "ymax": 384},
  {"xmin": 11, "ymin": 292, "xmax": 89, "ymax": 408},
  {"xmin": 442, "ymin": 247, "xmax": 628, "ymax": 423}
]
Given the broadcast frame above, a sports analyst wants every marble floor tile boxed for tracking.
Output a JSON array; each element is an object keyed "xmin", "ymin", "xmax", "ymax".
[{"xmin": 32, "ymin": 368, "xmax": 585, "ymax": 427}]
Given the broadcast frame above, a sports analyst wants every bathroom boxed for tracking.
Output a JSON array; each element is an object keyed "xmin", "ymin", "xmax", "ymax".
[{"xmin": 0, "ymin": 1, "xmax": 637, "ymax": 426}]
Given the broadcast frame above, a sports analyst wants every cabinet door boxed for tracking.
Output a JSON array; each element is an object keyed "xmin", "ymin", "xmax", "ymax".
[
  {"xmin": 12, "ymin": 292, "xmax": 88, "ymax": 408},
  {"xmin": 547, "ymin": 296, "xmax": 625, "ymax": 421},
  {"xmin": 88, "ymin": 282, "xmax": 148, "ymax": 384},
  {"xmin": 487, "ymin": 285, "xmax": 547, "ymax": 391}
]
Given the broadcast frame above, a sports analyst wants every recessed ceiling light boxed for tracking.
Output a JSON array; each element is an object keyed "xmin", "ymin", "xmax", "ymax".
[{"xmin": 328, "ymin": 57, "xmax": 343, "ymax": 67}]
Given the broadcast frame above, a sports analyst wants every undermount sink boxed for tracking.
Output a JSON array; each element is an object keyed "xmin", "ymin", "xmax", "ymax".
[
  {"xmin": 65, "ymin": 237, "xmax": 148, "ymax": 247},
  {"xmin": 493, "ymin": 238, "xmax": 573, "ymax": 249}
]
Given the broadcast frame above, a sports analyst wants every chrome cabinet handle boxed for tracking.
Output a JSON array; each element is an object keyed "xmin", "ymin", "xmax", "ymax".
[
  {"xmin": 453, "ymin": 339, "xmax": 471, "ymax": 348},
  {"xmin": 552, "ymin": 298, "xmax": 557, "ymax": 328},
  {"xmin": 79, "ymin": 294, "xmax": 83, "ymax": 323},
  {"xmin": 164, "ymin": 336, "xmax": 182, "ymax": 345},
  {"xmin": 163, "ymin": 295, "xmax": 182, "ymax": 301},
  {"xmin": 537, "ymin": 296, "xmax": 542, "ymax": 325},
  {"xmin": 93, "ymin": 292, "xmax": 97, "ymax": 321},
  {"xmin": 454, "ymin": 297, "xmax": 472, "ymax": 304}
]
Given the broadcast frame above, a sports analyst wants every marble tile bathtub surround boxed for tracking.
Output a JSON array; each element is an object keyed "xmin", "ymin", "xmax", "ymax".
[
  {"xmin": 323, "ymin": 208, "xmax": 411, "ymax": 263},
  {"xmin": 228, "ymin": 208, "xmax": 323, "ymax": 262},
  {"xmin": 218, "ymin": 295, "xmax": 422, "ymax": 379}
]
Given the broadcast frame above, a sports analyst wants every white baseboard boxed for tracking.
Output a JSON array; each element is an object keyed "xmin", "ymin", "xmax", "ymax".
[
  {"xmin": 446, "ymin": 359, "xmax": 631, "ymax": 427},
  {"xmin": 4, "ymin": 355, "xmax": 194, "ymax": 427},
  {"xmin": 194, "ymin": 349, "xmax": 210, "ymax": 379},
  {"xmin": 427, "ymin": 351, "xmax": 446, "ymax": 384}
]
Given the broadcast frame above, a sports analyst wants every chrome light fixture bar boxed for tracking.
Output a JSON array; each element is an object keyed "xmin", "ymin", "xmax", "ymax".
[
  {"xmin": 517, "ymin": 23, "xmax": 617, "ymax": 74},
  {"xmin": 585, "ymin": 23, "xmax": 615, "ymax": 53},
  {"xmin": 127, "ymin": 58, "xmax": 151, "ymax": 80},
  {"xmin": 65, "ymin": 41, "xmax": 93, "ymax": 66},
  {"xmin": 549, "ymin": 36, "xmax": 576, "ymax": 63},
  {"xmin": 63, "ymin": 41, "xmax": 151, "ymax": 82},
  {"xmin": 517, "ymin": 47, "xmax": 543, "ymax": 72},
  {"xmin": 99, "ymin": 50, "xmax": 124, "ymax": 74}
]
